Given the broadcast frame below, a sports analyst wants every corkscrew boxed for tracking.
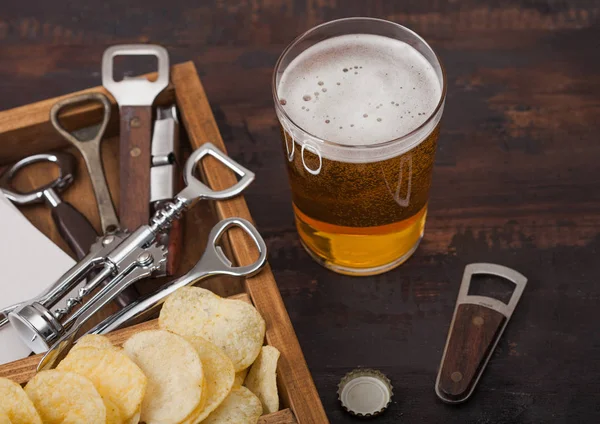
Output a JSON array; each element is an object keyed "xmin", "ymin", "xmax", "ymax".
[{"xmin": 1, "ymin": 143, "xmax": 254, "ymax": 360}]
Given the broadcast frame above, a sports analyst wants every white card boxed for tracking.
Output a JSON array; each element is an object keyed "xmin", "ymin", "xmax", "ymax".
[{"xmin": 0, "ymin": 191, "xmax": 75, "ymax": 364}]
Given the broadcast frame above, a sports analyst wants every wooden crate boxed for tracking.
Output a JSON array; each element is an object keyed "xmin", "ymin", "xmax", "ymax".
[{"xmin": 0, "ymin": 62, "xmax": 328, "ymax": 424}]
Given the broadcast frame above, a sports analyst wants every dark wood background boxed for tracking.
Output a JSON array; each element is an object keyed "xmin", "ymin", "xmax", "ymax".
[{"xmin": 1, "ymin": 1, "xmax": 599, "ymax": 422}]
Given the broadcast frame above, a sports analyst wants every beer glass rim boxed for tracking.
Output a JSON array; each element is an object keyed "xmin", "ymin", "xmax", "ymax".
[{"xmin": 272, "ymin": 17, "xmax": 447, "ymax": 151}]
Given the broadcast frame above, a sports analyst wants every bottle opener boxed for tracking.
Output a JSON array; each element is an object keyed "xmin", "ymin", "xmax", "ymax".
[
  {"xmin": 88, "ymin": 217, "xmax": 267, "ymax": 335},
  {"xmin": 435, "ymin": 263, "xmax": 527, "ymax": 404},
  {"xmin": 50, "ymin": 92, "xmax": 120, "ymax": 236},
  {"xmin": 102, "ymin": 44, "xmax": 170, "ymax": 231}
]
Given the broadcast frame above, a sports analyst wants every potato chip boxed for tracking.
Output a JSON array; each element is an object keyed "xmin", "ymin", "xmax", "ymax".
[
  {"xmin": 159, "ymin": 287, "xmax": 266, "ymax": 371},
  {"xmin": 179, "ymin": 336, "xmax": 235, "ymax": 423},
  {"xmin": 234, "ymin": 368, "xmax": 249, "ymax": 388},
  {"xmin": 25, "ymin": 370, "xmax": 106, "ymax": 424},
  {"xmin": 123, "ymin": 330, "xmax": 204, "ymax": 424},
  {"xmin": 71, "ymin": 334, "xmax": 116, "ymax": 352},
  {"xmin": 244, "ymin": 346, "xmax": 280, "ymax": 414},
  {"xmin": 203, "ymin": 387, "xmax": 262, "ymax": 424},
  {"xmin": 57, "ymin": 346, "xmax": 145, "ymax": 423},
  {"xmin": 103, "ymin": 397, "xmax": 123, "ymax": 424},
  {"xmin": 0, "ymin": 377, "xmax": 41, "ymax": 424},
  {"xmin": 0, "ymin": 408, "xmax": 11, "ymax": 424},
  {"xmin": 126, "ymin": 410, "xmax": 141, "ymax": 424},
  {"xmin": 178, "ymin": 378, "xmax": 207, "ymax": 424},
  {"xmin": 123, "ymin": 407, "xmax": 142, "ymax": 424}
]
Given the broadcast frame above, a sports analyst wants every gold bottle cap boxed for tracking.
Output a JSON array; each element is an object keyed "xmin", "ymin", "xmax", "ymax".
[{"xmin": 337, "ymin": 368, "xmax": 393, "ymax": 418}]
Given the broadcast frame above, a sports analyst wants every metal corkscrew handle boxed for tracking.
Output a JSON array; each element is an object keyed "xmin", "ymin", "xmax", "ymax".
[
  {"xmin": 0, "ymin": 234, "xmax": 120, "ymax": 331},
  {"xmin": 52, "ymin": 267, "xmax": 114, "ymax": 322}
]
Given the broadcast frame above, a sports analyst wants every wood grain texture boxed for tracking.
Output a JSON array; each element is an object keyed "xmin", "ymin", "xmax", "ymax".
[
  {"xmin": 118, "ymin": 105, "xmax": 152, "ymax": 230},
  {"xmin": 50, "ymin": 201, "xmax": 98, "ymax": 260},
  {"xmin": 258, "ymin": 409, "xmax": 298, "ymax": 424},
  {"xmin": 438, "ymin": 304, "xmax": 506, "ymax": 401},
  {"xmin": 0, "ymin": 1, "xmax": 599, "ymax": 423}
]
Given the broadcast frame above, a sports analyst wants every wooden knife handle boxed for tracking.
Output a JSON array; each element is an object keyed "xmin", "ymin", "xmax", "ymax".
[
  {"xmin": 51, "ymin": 202, "xmax": 98, "ymax": 260},
  {"xmin": 437, "ymin": 304, "xmax": 506, "ymax": 401},
  {"xmin": 119, "ymin": 105, "xmax": 152, "ymax": 230}
]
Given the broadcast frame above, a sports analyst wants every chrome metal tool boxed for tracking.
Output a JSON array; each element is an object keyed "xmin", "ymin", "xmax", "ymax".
[
  {"xmin": 90, "ymin": 217, "xmax": 266, "ymax": 335},
  {"xmin": 150, "ymin": 105, "xmax": 181, "ymax": 276},
  {"xmin": 50, "ymin": 92, "xmax": 119, "ymax": 235},
  {"xmin": 150, "ymin": 105, "xmax": 179, "ymax": 209},
  {"xmin": 3, "ymin": 143, "xmax": 254, "ymax": 367}
]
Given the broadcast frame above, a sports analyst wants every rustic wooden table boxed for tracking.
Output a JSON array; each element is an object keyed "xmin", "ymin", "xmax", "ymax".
[{"xmin": 1, "ymin": 1, "xmax": 599, "ymax": 423}]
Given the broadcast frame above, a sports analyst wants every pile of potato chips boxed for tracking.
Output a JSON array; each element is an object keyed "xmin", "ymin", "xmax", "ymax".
[{"xmin": 0, "ymin": 287, "xmax": 280, "ymax": 424}]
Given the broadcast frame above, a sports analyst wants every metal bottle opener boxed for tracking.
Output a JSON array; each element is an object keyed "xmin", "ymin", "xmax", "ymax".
[
  {"xmin": 435, "ymin": 263, "xmax": 527, "ymax": 404},
  {"xmin": 4, "ymin": 143, "xmax": 254, "ymax": 366},
  {"xmin": 50, "ymin": 92, "xmax": 119, "ymax": 235},
  {"xmin": 0, "ymin": 152, "xmax": 98, "ymax": 260},
  {"xmin": 90, "ymin": 217, "xmax": 267, "ymax": 335},
  {"xmin": 102, "ymin": 44, "xmax": 170, "ymax": 231}
]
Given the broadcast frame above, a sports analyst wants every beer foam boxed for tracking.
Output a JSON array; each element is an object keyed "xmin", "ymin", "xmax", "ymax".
[{"xmin": 277, "ymin": 34, "xmax": 442, "ymax": 147}]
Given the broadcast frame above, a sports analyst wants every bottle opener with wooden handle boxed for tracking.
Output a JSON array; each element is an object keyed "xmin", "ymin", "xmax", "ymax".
[
  {"xmin": 435, "ymin": 263, "xmax": 527, "ymax": 404},
  {"xmin": 102, "ymin": 44, "xmax": 170, "ymax": 231}
]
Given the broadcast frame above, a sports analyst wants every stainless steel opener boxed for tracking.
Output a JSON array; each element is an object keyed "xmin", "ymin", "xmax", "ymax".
[
  {"xmin": 4, "ymin": 143, "xmax": 254, "ymax": 367},
  {"xmin": 50, "ymin": 92, "xmax": 119, "ymax": 235},
  {"xmin": 0, "ymin": 152, "xmax": 98, "ymax": 261},
  {"xmin": 90, "ymin": 216, "xmax": 266, "ymax": 334},
  {"xmin": 435, "ymin": 263, "xmax": 527, "ymax": 404}
]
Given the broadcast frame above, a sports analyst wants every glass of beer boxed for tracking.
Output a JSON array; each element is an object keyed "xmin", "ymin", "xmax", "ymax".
[{"xmin": 272, "ymin": 18, "xmax": 446, "ymax": 276}]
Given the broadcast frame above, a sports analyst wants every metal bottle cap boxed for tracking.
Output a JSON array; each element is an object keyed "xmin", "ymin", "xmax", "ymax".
[{"xmin": 337, "ymin": 368, "xmax": 393, "ymax": 417}]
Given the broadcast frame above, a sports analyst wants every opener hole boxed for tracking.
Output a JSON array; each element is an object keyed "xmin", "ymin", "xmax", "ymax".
[
  {"xmin": 215, "ymin": 235, "xmax": 236, "ymax": 268},
  {"xmin": 468, "ymin": 274, "xmax": 516, "ymax": 305},
  {"xmin": 56, "ymin": 99, "xmax": 106, "ymax": 142},
  {"xmin": 113, "ymin": 55, "xmax": 159, "ymax": 82},
  {"xmin": 217, "ymin": 225, "xmax": 261, "ymax": 268},
  {"xmin": 11, "ymin": 161, "xmax": 61, "ymax": 193},
  {"xmin": 198, "ymin": 153, "xmax": 243, "ymax": 185}
]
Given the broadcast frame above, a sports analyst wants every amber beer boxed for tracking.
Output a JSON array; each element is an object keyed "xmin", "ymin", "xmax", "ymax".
[{"xmin": 273, "ymin": 18, "xmax": 446, "ymax": 275}]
